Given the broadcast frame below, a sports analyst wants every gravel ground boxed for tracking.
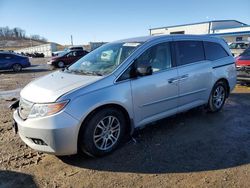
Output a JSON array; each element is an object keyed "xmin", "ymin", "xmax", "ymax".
[{"xmin": 0, "ymin": 58, "xmax": 250, "ymax": 188}]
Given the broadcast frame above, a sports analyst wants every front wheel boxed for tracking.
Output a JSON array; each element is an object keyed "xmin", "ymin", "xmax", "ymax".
[
  {"xmin": 207, "ymin": 81, "xmax": 227, "ymax": 112},
  {"xmin": 78, "ymin": 108, "xmax": 126, "ymax": 157},
  {"xmin": 57, "ymin": 61, "xmax": 65, "ymax": 68}
]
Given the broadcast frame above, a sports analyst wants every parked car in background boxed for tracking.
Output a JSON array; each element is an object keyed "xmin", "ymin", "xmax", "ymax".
[
  {"xmin": 67, "ymin": 46, "xmax": 84, "ymax": 51},
  {"xmin": 48, "ymin": 50, "xmax": 89, "ymax": 68},
  {"xmin": 0, "ymin": 51, "xmax": 31, "ymax": 72},
  {"xmin": 236, "ymin": 47, "xmax": 250, "ymax": 84},
  {"xmin": 12, "ymin": 35, "xmax": 236, "ymax": 157},
  {"xmin": 52, "ymin": 46, "xmax": 85, "ymax": 57},
  {"xmin": 229, "ymin": 41, "xmax": 249, "ymax": 57}
]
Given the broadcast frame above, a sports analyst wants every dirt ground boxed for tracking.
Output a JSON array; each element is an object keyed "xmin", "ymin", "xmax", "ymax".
[{"xmin": 0, "ymin": 58, "xmax": 250, "ymax": 188}]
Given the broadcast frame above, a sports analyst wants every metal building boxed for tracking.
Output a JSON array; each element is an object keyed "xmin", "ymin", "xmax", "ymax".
[{"xmin": 150, "ymin": 20, "xmax": 250, "ymax": 43}]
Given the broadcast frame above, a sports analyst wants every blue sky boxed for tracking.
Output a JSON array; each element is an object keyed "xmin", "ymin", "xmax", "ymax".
[{"xmin": 0, "ymin": 0, "xmax": 250, "ymax": 45}]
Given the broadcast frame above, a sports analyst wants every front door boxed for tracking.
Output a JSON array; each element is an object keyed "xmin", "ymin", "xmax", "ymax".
[{"xmin": 130, "ymin": 42, "xmax": 179, "ymax": 127}]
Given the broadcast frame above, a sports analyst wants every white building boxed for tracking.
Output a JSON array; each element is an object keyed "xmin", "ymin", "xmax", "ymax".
[
  {"xmin": 15, "ymin": 43, "xmax": 57, "ymax": 57},
  {"xmin": 150, "ymin": 20, "xmax": 250, "ymax": 43}
]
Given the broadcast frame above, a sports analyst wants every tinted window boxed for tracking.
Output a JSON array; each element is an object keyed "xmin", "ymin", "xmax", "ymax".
[
  {"xmin": 204, "ymin": 42, "xmax": 228, "ymax": 61},
  {"xmin": 136, "ymin": 42, "xmax": 172, "ymax": 73},
  {"xmin": 175, "ymin": 41, "xmax": 205, "ymax": 66}
]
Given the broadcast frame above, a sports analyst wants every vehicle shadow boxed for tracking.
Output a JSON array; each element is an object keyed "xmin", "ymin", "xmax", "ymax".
[
  {"xmin": 0, "ymin": 170, "xmax": 37, "ymax": 188},
  {"xmin": 60, "ymin": 92, "xmax": 250, "ymax": 174},
  {"xmin": 0, "ymin": 65, "xmax": 51, "ymax": 74}
]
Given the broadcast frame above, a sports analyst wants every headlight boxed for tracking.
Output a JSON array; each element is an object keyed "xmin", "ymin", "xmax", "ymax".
[{"xmin": 28, "ymin": 100, "xmax": 69, "ymax": 118}]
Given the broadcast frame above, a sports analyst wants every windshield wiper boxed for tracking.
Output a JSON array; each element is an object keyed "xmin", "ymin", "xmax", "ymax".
[
  {"xmin": 65, "ymin": 69, "xmax": 103, "ymax": 76},
  {"xmin": 91, "ymin": 71, "xmax": 103, "ymax": 76},
  {"xmin": 62, "ymin": 66, "xmax": 69, "ymax": 71},
  {"xmin": 81, "ymin": 71, "xmax": 103, "ymax": 76}
]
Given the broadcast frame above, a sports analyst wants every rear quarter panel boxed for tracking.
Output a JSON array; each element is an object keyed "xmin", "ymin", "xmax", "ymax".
[{"xmin": 211, "ymin": 56, "xmax": 236, "ymax": 92}]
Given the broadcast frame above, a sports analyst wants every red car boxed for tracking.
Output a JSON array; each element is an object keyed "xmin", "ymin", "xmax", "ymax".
[
  {"xmin": 48, "ymin": 50, "xmax": 88, "ymax": 68},
  {"xmin": 236, "ymin": 48, "xmax": 250, "ymax": 84}
]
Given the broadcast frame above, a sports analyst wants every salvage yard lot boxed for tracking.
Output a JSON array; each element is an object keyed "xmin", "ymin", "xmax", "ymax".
[{"xmin": 0, "ymin": 58, "xmax": 250, "ymax": 187}]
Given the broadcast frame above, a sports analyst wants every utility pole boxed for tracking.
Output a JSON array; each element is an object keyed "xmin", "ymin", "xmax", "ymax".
[
  {"xmin": 30, "ymin": 36, "xmax": 32, "ymax": 48},
  {"xmin": 71, "ymin": 35, "xmax": 73, "ymax": 46}
]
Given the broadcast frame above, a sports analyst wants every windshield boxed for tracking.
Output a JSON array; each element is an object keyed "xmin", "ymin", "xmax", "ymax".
[
  {"xmin": 64, "ymin": 42, "xmax": 142, "ymax": 76},
  {"xmin": 57, "ymin": 51, "xmax": 68, "ymax": 57},
  {"xmin": 229, "ymin": 43, "xmax": 249, "ymax": 49}
]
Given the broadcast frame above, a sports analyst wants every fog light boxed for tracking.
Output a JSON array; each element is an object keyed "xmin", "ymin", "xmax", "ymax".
[{"xmin": 28, "ymin": 138, "xmax": 47, "ymax": 145}]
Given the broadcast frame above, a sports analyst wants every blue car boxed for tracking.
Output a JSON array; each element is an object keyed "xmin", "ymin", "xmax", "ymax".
[{"xmin": 0, "ymin": 52, "xmax": 31, "ymax": 72}]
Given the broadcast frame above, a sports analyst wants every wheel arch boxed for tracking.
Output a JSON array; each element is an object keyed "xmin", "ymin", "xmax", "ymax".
[{"xmin": 77, "ymin": 103, "xmax": 134, "ymax": 150}]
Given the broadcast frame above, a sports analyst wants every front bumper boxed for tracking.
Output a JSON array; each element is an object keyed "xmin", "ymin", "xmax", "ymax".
[
  {"xmin": 13, "ymin": 110, "xmax": 80, "ymax": 155},
  {"xmin": 237, "ymin": 67, "xmax": 250, "ymax": 82},
  {"xmin": 47, "ymin": 60, "xmax": 53, "ymax": 65}
]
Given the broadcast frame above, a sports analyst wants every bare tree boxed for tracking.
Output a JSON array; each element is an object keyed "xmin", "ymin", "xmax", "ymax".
[{"xmin": 0, "ymin": 26, "xmax": 46, "ymax": 41}]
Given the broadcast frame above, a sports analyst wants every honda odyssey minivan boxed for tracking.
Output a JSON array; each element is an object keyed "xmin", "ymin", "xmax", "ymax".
[{"xmin": 12, "ymin": 35, "xmax": 236, "ymax": 157}]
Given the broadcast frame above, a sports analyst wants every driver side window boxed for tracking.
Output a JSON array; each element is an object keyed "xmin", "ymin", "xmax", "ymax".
[
  {"xmin": 136, "ymin": 42, "xmax": 172, "ymax": 73},
  {"xmin": 117, "ymin": 42, "xmax": 172, "ymax": 82}
]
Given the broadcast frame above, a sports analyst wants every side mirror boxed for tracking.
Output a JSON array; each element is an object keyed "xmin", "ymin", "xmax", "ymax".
[{"xmin": 136, "ymin": 62, "xmax": 152, "ymax": 76}]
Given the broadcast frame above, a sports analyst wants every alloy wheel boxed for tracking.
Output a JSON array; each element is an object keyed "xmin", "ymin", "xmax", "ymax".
[
  {"xmin": 93, "ymin": 116, "xmax": 121, "ymax": 151},
  {"xmin": 212, "ymin": 85, "xmax": 225, "ymax": 109}
]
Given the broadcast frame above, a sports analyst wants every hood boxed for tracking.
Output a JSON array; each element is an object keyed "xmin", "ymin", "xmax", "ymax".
[{"xmin": 21, "ymin": 71, "xmax": 102, "ymax": 103}]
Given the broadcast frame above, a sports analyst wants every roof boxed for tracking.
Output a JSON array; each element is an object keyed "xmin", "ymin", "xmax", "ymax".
[
  {"xmin": 113, "ymin": 34, "xmax": 220, "ymax": 43},
  {"xmin": 150, "ymin": 20, "xmax": 248, "ymax": 30},
  {"xmin": 114, "ymin": 35, "xmax": 159, "ymax": 43}
]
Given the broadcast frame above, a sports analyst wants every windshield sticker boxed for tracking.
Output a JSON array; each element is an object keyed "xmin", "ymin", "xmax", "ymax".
[{"xmin": 123, "ymin": 43, "xmax": 141, "ymax": 47}]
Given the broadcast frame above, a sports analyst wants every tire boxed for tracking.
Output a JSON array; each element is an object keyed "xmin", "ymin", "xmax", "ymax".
[
  {"xmin": 57, "ymin": 61, "xmax": 65, "ymax": 68},
  {"xmin": 78, "ymin": 108, "xmax": 126, "ymax": 157},
  {"xmin": 12, "ymin": 64, "xmax": 22, "ymax": 72},
  {"xmin": 207, "ymin": 81, "xmax": 227, "ymax": 113}
]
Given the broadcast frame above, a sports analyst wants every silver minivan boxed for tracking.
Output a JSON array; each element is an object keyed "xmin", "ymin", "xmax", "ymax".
[{"xmin": 12, "ymin": 35, "xmax": 236, "ymax": 157}]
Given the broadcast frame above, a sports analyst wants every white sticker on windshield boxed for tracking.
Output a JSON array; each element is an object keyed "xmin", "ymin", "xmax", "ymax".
[{"xmin": 123, "ymin": 43, "xmax": 141, "ymax": 47}]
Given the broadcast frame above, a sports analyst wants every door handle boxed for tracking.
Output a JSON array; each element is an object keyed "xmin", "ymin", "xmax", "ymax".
[
  {"xmin": 168, "ymin": 78, "xmax": 178, "ymax": 84},
  {"xmin": 179, "ymin": 74, "xmax": 189, "ymax": 81}
]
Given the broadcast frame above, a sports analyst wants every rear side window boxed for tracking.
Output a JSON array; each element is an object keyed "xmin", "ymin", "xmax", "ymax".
[
  {"xmin": 204, "ymin": 42, "xmax": 229, "ymax": 61},
  {"xmin": 175, "ymin": 41, "xmax": 205, "ymax": 66}
]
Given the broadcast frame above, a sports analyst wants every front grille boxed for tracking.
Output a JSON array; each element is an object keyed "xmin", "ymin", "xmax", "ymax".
[
  {"xmin": 18, "ymin": 98, "xmax": 33, "ymax": 120},
  {"xmin": 237, "ymin": 65, "xmax": 250, "ymax": 71}
]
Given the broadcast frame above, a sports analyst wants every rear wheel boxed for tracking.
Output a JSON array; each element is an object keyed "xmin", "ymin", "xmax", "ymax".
[
  {"xmin": 78, "ymin": 108, "xmax": 126, "ymax": 157},
  {"xmin": 207, "ymin": 81, "xmax": 227, "ymax": 112},
  {"xmin": 12, "ymin": 64, "xmax": 22, "ymax": 72},
  {"xmin": 57, "ymin": 61, "xmax": 65, "ymax": 68}
]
